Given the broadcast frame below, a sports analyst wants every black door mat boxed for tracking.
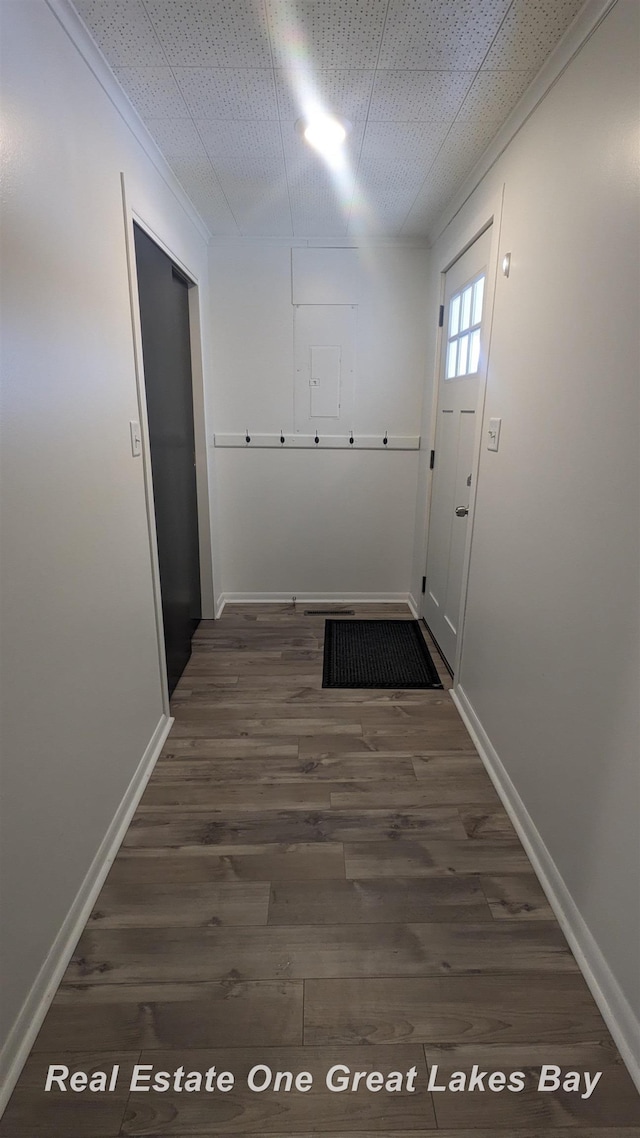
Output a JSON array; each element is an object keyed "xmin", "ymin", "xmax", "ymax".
[{"xmin": 322, "ymin": 619, "xmax": 444, "ymax": 689}]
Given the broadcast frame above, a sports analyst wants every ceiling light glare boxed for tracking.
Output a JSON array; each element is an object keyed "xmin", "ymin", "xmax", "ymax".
[{"xmin": 300, "ymin": 114, "xmax": 348, "ymax": 156}]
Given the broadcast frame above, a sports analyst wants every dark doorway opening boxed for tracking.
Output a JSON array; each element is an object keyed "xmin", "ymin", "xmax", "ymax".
[{"xmin": 134, "ymin": 223, "xmax": 201, "ymax": 696}]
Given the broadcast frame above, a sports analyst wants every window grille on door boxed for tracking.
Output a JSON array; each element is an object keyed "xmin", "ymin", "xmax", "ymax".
[{"xmin": 446, "ymin": 274, "xmax": 485, "ymax": 379}]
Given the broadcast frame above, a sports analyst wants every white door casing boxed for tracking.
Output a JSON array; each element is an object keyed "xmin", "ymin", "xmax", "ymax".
[{"xmin": 422, "ymin": 226, "xmax": 493, "ymax": 669}]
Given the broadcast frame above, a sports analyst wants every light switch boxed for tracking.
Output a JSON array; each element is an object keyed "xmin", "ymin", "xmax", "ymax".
[
  {"xmin": 487, "ymin": 417, "xmax": 502, "ymax": 452},
  {"xmin": 130, "ymin": 420, "xmax": 142, "ymax": 457}
]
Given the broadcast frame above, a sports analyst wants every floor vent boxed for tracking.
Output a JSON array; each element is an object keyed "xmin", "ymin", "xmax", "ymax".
[{"xmin": 304, "ymin": 608, "xmax": 355, "ymax": 616}]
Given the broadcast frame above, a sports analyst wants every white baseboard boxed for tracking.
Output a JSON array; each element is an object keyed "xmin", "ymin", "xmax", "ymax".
[
  {"xmin": 407, "ymin": 593, "xmax": 419, "ymax": 618},
  {"xmin": 0, "ymin": 714, "xmax": 174, "ymax": 1117},
  {"xmin": 452, "ymin": 683, "xmax": 640, "ymax": 1094},
  {"xmin": 215, "ymin": 592, "xmax": 414, "ymax": 616}
]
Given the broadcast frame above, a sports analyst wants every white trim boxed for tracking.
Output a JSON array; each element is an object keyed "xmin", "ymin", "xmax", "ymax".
[
  {"xmin": 208, "ymin": 235, "xmax": 430, "ymax": 249},
  {"xmin": 121, "ymin": 181, "xmax": 171, "ymax": 714},
  {"xmin": 0, "ymin": 714, "xmax": 174, "ymax": 1117},
  {"xmin": 407, "ymin": 593, "xmax": 419, "ymax": 618},
  {"xmin": 215, "ymin": 592, "xmax": 414, "ymax": 616},
  {"xmin": 427, "ymin": 0, "xmax": 619, "ymax": 243},
  {"xmin": 125, "ymin": 208, "xmax": 216, "ymax": 621},
  {"xmin": 451, "ymin": 683, "xmax": 640, "ymax": 1095},
  {"xmin": 44, "ymin": 0, "xmax": 212, "ymax": 244},
  {"xmin": 449, "ymin": 193, "xmax": 504, "ymax": 680},
  {"xmin": 187, "ymin": 284, "xmax": 216, "ymax": 620},
  {"xmin": 212, "ymin": 433, "xmax": 420, "ymax": 451},
  {"xmin": 130, "ymin": 209, "xmax": 199, "ymax": 287},
  {"xmin": 417, "ymin": 186, "xmax": 505, "ymax": 669}
]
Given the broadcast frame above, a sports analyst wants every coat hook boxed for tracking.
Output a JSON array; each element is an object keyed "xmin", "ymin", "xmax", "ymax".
[
  {"xmin": 349, "ymin": 431, "xmax": 354, "ymax": 445},
  {"xmin": 245, "ymin": 428, "xmax": 251, "ymax": 444},
  {"xmin": 383, "ymin": 431, "xmax": 388, "ymax": 446},
  {"xmin": 280, "ymin": 430, "xmax": 285, "ymax": 444},
  {"xmin": 314, "ymin": 432, "xmax": 320, "ymax": 445}
]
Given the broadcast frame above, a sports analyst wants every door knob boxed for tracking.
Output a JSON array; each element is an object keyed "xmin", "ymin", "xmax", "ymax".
[{"xmin": 455, "ymin": 506, "xmax": 469, "ymax": 517}]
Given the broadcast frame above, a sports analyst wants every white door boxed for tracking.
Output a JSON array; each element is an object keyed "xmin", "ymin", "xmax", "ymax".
[{"xmin": 422, "ymin": 226, "xmax": 492, "ymax": 669}]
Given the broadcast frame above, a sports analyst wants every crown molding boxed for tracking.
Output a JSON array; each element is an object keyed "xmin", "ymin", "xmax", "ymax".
[
  {"xmin": 427, "ymin": 0, "xmax": 620, "ymax": 243},
  {"xmin": 208, "ymin": 234, "xmax": 430, "ymax": 249},
  {"xmin": 44, "ymin": 0, "xmax": 212, "ymax": 244}
]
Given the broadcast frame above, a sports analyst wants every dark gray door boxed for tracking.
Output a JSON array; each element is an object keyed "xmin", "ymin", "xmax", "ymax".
[{"xmin": 134, "ymin": 224, "xmax": 201, "ymax": 695}]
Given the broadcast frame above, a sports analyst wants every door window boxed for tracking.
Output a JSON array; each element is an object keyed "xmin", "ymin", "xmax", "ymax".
[{"xmin": 446, "ymin": 274, "xmax": 485, "ymax": 380}]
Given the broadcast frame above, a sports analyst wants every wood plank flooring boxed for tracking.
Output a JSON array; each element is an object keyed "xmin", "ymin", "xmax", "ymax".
[{"xmin": 2, "ymin": 604, "xmax": 638, "ymax": 1136}]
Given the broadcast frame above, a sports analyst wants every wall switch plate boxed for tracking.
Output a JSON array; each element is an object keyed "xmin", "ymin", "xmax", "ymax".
[
  {"xmin": 487, "ymin": 417, "xmax": 502, "ymax": 452},
  {"xmin": 130, "ymin": 420, "xmax": 142, "ymax": 457}
]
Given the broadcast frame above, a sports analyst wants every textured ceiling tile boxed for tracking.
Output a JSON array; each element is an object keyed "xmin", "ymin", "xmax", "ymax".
[
  {"xmin": 399, "ymin": 167, "xmax": 466, "ymax": 235},
  {"xmin": 400, "ymin": 187, "xmax": 450, "ymax": 235},
  {"xmin": 369, "ymin": 69, "xmax": 475, "ymax": 121},
  {"xmin": 197, "ymin": 120, "xmax": 283, "ymax": 160},
  {"xmin": 400, "ymin": 115, "xmax": 500, "ymax": 234},
  {"xmin": 69, "ymin": 0, "xmax": 579, "ymax": 239},
  {"xmin": 288, "ymin": 178, "xmax": 345, "ymax": 204},
  {"xmin": 213, "ymin": 155, "xmax": 291, "ymax": 214},
  {"xmin": 287, "ymin": 148, "xmax": 355, "ymax": 236},
  {"xmin": 143, "ymin": 117, "xmax": 209, "ymax": 160},
  {"xmin": 355, "ymin": 126, "xmax": 446, "ymax": 213},
  {"xmin": 289, "ymin": 179, "xmax": 340, "ymax": 208},
  {"xmin": 174, "ymin": 68, "xmax": 279, "ymax": 120},
  {"xmin": 275, "ymin": 68, "xmax": 375, "ymax": 122},
  {"xmin": 360, "ymin": 120, "xmax": 450, "ymax": 165},
  {"xmin": 240, "ymin": 213, "xmax": 294, "ymax": 237},
  {"xmin": 212, "ymin": 152, "xmax": 293, "ymax": 236},
  {"xmin": 400, "ymin": 116, "xmax": 498, "ymax": 233},
  {"xmin": 483, "ymin": 0, "xmax": 588, "ymax": 70},
  {"xmin": 166, "ymin": 157, "xmax": 239, "ymax": 234},
  {"xmin": 378, "ymin": 0, "xmax": 512, "ymax": 70},
  {"xmin": 73, "ymin": 0, "xmax": 166, "ymax": 65},
  {"xmin": 349, "ymin": 196, "xmax": 411, "ymax": 235},
  {"xmin": 352, "ymin": 130, "xmax": 440, "ymax": 235},
  {"xmin": 143, "ymin": 0, "xmax": 272, "ymax": 67},
  {"xmin": 435, "ymin": 118, "xmax": 500, "ymax": 175},
  {"xmin": 113, "ymin": 67, "xmax": 189, "ymax": 120},
  {"xmin": 287, "ymin": 151, "xmax": 352, "ymax": 188},
  {"xmin": 355, "ymin": 160, "xmax": 428, "ymax": 227},
  {"xmin": 353, "ymin": 171, "xmax": 436, "ymax": 234},
  {"xmin": 357, "ymin": 155, "xmax": 428, "ymax": 194},
  {"xmin": 292, "ymin": 214, "xmax": 349, "ymax": 238},
  {"xmin": 287, "ymin": 162, "xmax": 357, "ymax": 212},
  {"xmin": 457, "ymin": 68, "xmax": 538, "ymax": 121},
  {"xmin": 292, "ymin": 210, "xmax": 349, "ymax": 238},
  {"xmin": 266, "ymin": 0, "xmax": 389, "ymax": 69}
]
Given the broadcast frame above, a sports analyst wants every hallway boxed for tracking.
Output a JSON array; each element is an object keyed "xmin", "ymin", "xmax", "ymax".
[{"xmin": 2, "ymin": 606, "xmax": 638, "ymax": 1135}]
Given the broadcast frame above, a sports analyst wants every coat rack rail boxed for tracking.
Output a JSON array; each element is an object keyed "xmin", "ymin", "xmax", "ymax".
[{"xmin": 212, "ymin": 433, "xmax": 420, "ymax": 450}]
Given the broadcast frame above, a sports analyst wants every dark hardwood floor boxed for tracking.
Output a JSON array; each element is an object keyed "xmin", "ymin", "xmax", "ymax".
[{"xmin": 2, "ymin": 604, "xmax": 639, "ymax": 1136}]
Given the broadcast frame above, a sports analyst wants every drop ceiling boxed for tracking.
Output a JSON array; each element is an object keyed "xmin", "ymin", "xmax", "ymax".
[{"xmin": 71, "ymin": 0, "xmax": 588, "ymax": 240}]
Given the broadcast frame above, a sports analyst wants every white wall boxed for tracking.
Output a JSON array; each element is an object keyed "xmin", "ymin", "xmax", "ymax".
[
  {"xmin": 209, "ymin": 241, "xmax": 431, "ymax": 599},
  {"xmin": 415, "ymin": 0, "xmax": 640, "ymax": 1071},
  {"xmin": 0, "ymin": 0, "xmax": 212, "ymax": 1088}
]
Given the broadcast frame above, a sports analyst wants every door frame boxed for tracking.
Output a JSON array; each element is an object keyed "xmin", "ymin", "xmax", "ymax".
[
  {"xmin": 120, "ymin": 174, "xmax": 215, "ymax": 711},
  {"xmin": 421, "ymin": 184, "xmax": 505, "ymax": 678}
]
